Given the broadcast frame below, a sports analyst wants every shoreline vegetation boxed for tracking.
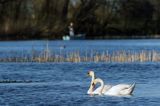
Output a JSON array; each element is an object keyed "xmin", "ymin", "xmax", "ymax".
[
  {"xmin": 0, "ymin": 35, "xmax": 160, "ymax": 41},
  {"xmin": 1, "ymin": 48, "xmax": 160, "ymax": 63},
  {"xmin": 0, "ymin": 0, "xmax": 160, "ymax": 40}
]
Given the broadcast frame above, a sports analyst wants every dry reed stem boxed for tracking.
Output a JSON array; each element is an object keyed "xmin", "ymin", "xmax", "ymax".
[{"xmin": 1, "ymin": 49, "xmax": 160, "ymax": 63}]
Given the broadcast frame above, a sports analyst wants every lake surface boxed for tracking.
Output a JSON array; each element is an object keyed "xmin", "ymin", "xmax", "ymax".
[{"xmin": 0, "ymin": 40, "xmax": 160, "ymax": 106}]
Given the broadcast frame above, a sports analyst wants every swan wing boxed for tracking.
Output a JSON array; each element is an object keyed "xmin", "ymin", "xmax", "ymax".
[
  {"xmin": 119, "ymin": 83, "xmax": 136, "ymax": 95},
  {"xmin": 102, "ymin": 85, "xmax": 112, "ymax": 94},
  {"xmin": 104, "ymin": 84, "xmax": 133, "ymax": 96}
]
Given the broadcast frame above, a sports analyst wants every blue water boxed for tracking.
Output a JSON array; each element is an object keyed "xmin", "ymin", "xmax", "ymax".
[
  {"xmin": 0, "ymin": 40, "xmax": 160, "ymax": 106},
  {"xmin": 1, "ymin": 39, "xmax": 160, "ymax": 59}
]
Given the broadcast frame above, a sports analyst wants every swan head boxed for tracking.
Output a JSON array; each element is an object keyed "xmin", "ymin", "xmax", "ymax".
[
  {"xmin": 92, "ymin": 78, "xmax": 103, "ymax": 86},
  {"xmin": 87, "ymin": 70, "xmax": 95, "ymax": 77}
]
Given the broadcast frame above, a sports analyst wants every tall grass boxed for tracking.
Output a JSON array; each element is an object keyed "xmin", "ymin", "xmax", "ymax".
[{"xmin": 0, "ymin": 48, "xmax": 160, "ymax": 63}]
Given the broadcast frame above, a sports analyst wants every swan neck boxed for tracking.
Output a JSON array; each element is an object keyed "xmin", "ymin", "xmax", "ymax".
[
  {"xmin": 99, "ymin": 79, "xmax": 104, "ymax": 94},
  {"xmin": 88, "ymin": 73, "xmax": 95, "ymax": 93},
  {"xmin": 91, "ymin": 74, "xmax": 95, "ymax": 83}
]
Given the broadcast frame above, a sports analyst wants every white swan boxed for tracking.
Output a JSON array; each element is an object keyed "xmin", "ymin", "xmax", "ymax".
[
  {"xmin": 87, "ymin": 71, "xmax": 112, "ymax": 95},
  {"xmin": 93, "ymin": 78, "xmax": 136, "ymax": 96},
  {"xmin": 87, "ymin": 71, "xmax": 95, "ymax": 94}
]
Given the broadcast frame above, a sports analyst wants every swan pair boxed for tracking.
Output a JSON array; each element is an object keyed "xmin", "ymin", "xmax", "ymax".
[
  {"xmin": 87, "ymin": 71, "xmax": 135, "ymax": 96},
  {"xmin": 87, "ymin": 71, "xmax": 112, "ymax": 95}
]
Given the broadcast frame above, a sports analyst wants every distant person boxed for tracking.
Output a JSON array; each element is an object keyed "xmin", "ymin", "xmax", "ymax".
[{"xmin": 69, "ymin": 22, "xmax": 74, "ymax": 37}]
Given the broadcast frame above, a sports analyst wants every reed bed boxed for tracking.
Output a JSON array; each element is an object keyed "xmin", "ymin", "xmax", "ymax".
[{"xmin": 1, "ymin": 49, "xmax": 160, "ymax": 63}]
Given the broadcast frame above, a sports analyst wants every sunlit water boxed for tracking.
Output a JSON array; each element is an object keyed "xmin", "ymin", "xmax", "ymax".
[{"xmin": 0, "ymin": 40, "xmax": 160, "ymax": 106}]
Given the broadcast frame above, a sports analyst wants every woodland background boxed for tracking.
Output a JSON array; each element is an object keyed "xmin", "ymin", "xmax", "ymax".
[{"xmin": 0, "ymin": 0, "xmax": 160, "ymax": 40}]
